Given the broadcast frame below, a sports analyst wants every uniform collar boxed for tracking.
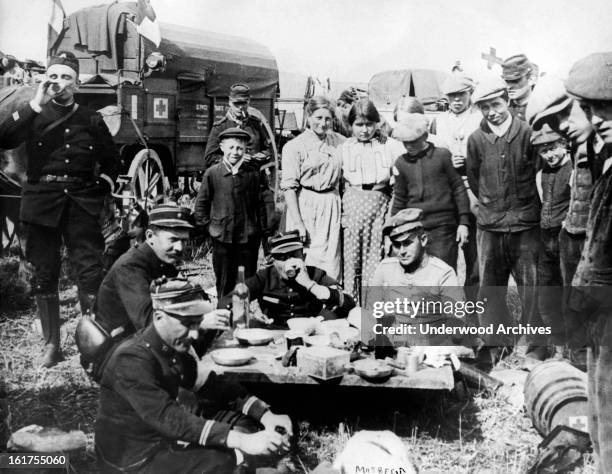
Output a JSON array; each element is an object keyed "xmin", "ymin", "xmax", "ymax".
[{"xmin": 142, "ymin": 324, "xmax": 177, "ymax": 358}]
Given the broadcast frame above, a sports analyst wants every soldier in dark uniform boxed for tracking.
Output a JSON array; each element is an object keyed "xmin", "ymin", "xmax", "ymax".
[
  {"xmin": 203, "ymin": 83, "xmax": 272, "ymax": 170},
  {"xmin": 95, "ymin": 204, "xmax": 229, "ymax": 347},
  {"xmin": 0, "ymin": 52, "xmax": 119, "ymax": 367},
  {"xmin": 218, "ymin": 231, "xmax": 355, "ymax": 328},
  {"xmin": 501, "ymin": 54, "xmax": 535, "ymax": 121},
  {"xmin": 96, "ymin": 280, "xmax": 292, "ymax": 473}
]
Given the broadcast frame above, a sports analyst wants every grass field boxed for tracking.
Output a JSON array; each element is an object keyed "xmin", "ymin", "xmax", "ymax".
[{"xmin": 0, "ymin": 250, "xmax": 596, "ymax": 473}]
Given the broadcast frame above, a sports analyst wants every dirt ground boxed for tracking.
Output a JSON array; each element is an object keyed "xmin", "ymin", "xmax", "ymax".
[{"xmin": 0, "ymin": 251, "xmax": 596, "ymax": 473}]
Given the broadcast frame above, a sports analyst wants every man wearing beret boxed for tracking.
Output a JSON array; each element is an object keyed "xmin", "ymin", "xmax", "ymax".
[
  {"xmin": 564, "ymin": 52, "xmax": 612, "ymax": 473},
  {"xmin": 467, "ymin": 77, "xmax": 543, "ymax": 362},
  {"xmin": 0, "ymin": 51, "xmax": 120, "ymax": 367},
  {"xmin": 501, "ymin": 54, "xmax": 536, "ymax": 121},
  {"xmin": 218, "ymin": 230, "xmax": 355, "ymax": 328},
  {"xmin": 96, "ymin": 279, "xmax": 293, "ymax": 473},
  {"xmin": 526, "ymin": 76, "xmax": 603, "ymax": 352},
  {"xmin": 203, "ymin": 83, "xmax": 272, "ymax": 171},
  {"xmin": 430, "ymin": 74, "xmax": 483, "ymax": 299}
]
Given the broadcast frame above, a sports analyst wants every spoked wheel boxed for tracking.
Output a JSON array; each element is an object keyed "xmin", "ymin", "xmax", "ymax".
[{"xmin": 127, "ymin": 149, "xmax": 168, "ymax": 212}]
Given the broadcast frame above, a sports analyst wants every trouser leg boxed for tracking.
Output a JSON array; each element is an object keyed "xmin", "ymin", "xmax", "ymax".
[
  {"xmin": 139, "ymin": 444, "xmax": 236, "ymax": 474},
  {"xmin": 25, "ymin": 222, "xmax": 64, "ymax": 367},
  {"xmin": 62, "ymin": 201, "xmax": 105, "ymax": 315},
  {"xmin": 477, "ymin": 229, "xmax": 512, "ymax": 346},
  {"xmin": 559, "ymin": 228, "xmax": 588, "ymax": 346},
  {"xmin": 212, "ymin": 239, "xmax": 233, "ymax": 299},
  {"xmin": 425, "ymin": 224, "xmax": 458, "ymax": 270},
  {"xmin": 537, "ymin": 227, "xmax": 564, "ymax": 345},
  {"xmin": 509, "ymin": 228, "xmax": 542, "ymax": 349},
  {"xmin": 463, "ymin": 214, "xmax": 479, "ymax": 301},
  {"xmin": 239, "ymin": 237, "xmax": 261, "ymax": 280}
]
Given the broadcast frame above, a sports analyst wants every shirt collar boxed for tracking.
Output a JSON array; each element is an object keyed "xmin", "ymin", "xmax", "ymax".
[
  {"xmin": 223, "ymin": 157, "xmax": 245, "ymax": 175},
  {"xmin": 487, "ymin": 114, "xmax": 513, "ymax": 137}
]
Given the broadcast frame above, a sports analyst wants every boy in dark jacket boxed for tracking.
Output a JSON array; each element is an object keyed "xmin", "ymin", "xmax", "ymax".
[
  {"xmin": 195, "ymin": 128, "xmax": 270, "ymax": 297},
  {"xmin": 391, "ymin": 113, "xmax": 470, "ymax": 270},
  {"xmin": 466, "ymin": 77, "xmax": 542, "ymax": 361},
  {"xmin": 533, "ymin": 125, "xmax": 571, "ymax": 357}
]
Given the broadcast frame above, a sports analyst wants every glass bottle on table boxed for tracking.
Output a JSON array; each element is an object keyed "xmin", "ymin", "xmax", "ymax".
[{"xmin": 232, "ymin": 266, "xmax": 250, "ymax": 332}]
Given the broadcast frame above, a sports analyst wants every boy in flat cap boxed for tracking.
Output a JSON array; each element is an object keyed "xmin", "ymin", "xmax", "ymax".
[
  {"xmin": 203, "ymin": 83, "xmax": 272, "ymax": 171},
  {"xmin": 391, "ymin": 113, "xmax": 470, "ymax": 270},
  {"xmin": 196, "ymin": 128, "xmax": 272, "ymax": 297},
  {"xmin": 96, "ymin": 279, "xmax": 292, "ymax": 473},
  {"xmin": 0, "ymin": 51, "xmax": 120, "ymax": 367},
  {"xmin": 467, "ymin": 77, "xmax": 542, "ymax": 362},
  {"xmin": 526, "ymin": 76, "xmax": 601, "ymax": 352},
  {"xmin": 564, "ymin": 52, "xmax": 612, "ymax": 473},
  {"xmin": 532, "ymin": 125, "xmax": 572, "ymax": 357},
  {"xmin": 218, "ymin": 230, "xmax": 355, "ymax": 328},
  {"xmin": 501, "ymin": 53, "xmax": 536, "ymax": 121},
  {"xmin": 430, "ymin": 74, "xmax": 483, "ymax": 298}
]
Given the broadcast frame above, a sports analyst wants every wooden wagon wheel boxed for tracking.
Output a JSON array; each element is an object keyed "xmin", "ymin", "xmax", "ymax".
[
  {"xmin": 1, "ymin": 213, "xmax": 18, "ymax": 255},
  {"xmin": 127, "ymin": 149, "xmax": 168, "ymax": 212}
]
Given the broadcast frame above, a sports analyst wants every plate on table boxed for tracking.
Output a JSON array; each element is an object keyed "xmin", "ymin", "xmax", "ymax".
[
  {"xmin": 352, "ymin": 359, "xmax": 394, "ymax": 381},
  {"xmin": 211, "ymin": 349, "xmax": 254, "ymax": 366},
  {"xmin": 304, "ymin": 335, "xmax": 332, "ymax": 347},
  {"xmin": 286, "ymin": 317, "xmax": 321, "ymax": 335},
  {"xmin": 234, "ymin": 328, "xmax": 275, "ymax": 346}
]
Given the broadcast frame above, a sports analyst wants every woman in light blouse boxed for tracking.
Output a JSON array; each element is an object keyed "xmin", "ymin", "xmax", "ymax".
[
  {"xmin": 281, "ymin": 96, "xmax": 345, "ymax": 280},
  {"xmin": 340, "ymin": 99, "xmax": 405, "ymax": 302}
]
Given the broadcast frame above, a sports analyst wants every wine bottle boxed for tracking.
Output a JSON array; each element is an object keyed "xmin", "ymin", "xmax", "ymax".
[{"xmin": 232, "ymin": 266, "xmax": 250, "ymax": 330}]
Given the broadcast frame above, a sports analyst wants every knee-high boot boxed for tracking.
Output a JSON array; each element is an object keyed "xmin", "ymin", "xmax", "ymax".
[{"xmin": 36, "ymin": 293, "xmax": 64, "ymax": 368}]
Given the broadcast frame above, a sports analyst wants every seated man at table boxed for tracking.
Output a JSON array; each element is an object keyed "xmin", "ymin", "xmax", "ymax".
[
  {"xmin": 218, "ymin": 231, "xmax": 356, "ymax": 328},
  {"xmin": 362, "ymin": 208, "xmax": 466, "ymax": 348},
  {"xmin": 95, "ymin": 279, "xmax": 293, "ymax": 473}
]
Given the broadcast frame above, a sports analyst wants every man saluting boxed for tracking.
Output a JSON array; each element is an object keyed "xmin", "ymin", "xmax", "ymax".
[{"xmin": 0, "ymin": 51, "xmax": 119, "ymax": 367}]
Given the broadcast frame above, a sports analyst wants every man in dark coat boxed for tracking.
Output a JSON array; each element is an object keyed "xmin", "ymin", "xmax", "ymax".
[
  {"xmin": 95, "ymin": 280, "xmax": 292, "ymax": 473},
  {"xmin": 0, "ymin": 52, "xmax": 119, "ymax": 367},
  {"xmin": 203, "ymin": 83, "xmax": 271, "ymax": 171}
]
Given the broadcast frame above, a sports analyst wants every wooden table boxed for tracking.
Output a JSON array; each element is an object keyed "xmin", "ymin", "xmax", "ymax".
[{"xmin": 199, "ymin": 330, "xmax": 455, "ymax": 390}]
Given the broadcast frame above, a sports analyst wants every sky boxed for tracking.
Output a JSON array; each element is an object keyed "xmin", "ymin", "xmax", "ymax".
[{"xmin": 1, "ymin": 0, "xmax": 612, "ymax": 84}]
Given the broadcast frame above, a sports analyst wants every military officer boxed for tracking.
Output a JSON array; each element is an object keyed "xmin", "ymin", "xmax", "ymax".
[
  {"xmin": 95, "ymin": 280, "xmax": 292, "ymax": 473},
  {"xmin": 0, "ymin": 52, "xmax": 119, "ymax": 367},
  {"xmin": 218, "ymin": 231, "xmax": 356, "ymax": 328},
  {"xmin": 203, "ymin": 83, "xmax": 272, "ymax": 171},
  {"xmin": 95, "ymin": 203, "xmax": 229, "ymax": 347},
  {"xmin": 501, "ymin": 54, "xmax": 536, "ymax": 121}
]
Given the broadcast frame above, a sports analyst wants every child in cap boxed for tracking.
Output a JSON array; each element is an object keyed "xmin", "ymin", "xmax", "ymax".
[
  {"xmin": 533, "ymin": 125, "xmax": 571, "ymax": 357},
  {"xmin": 390, "ymin": 113, "xmax": 470, "ymax": 271},
  {"xmin": 195, "ymin": 127, "xmax": 269, "ymax": 297}
]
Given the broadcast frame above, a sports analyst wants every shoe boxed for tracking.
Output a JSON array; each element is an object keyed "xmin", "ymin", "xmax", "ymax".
[{"xmin": 36, "ymin": 293, "xmax": 64, "ymax": 368}]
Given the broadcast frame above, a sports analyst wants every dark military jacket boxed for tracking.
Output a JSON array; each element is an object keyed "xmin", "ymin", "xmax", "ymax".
[
  {"xmin": 95, "ymin": 324, "xmax": 270, "ymax": 470},
  {"xmin": 218, "ymin": 265, "xmax": 356, "ymax": 327},
  {"xmin": 203, "ymin": 113, "xmax": 271, "ymax": 170},
  {"xmin": 0, "ymin": 100, "xmax": 119, "ymax": 227},
  {"xmin": 95, "ymin": 243, "xmax": 179, "ymax": 337}
]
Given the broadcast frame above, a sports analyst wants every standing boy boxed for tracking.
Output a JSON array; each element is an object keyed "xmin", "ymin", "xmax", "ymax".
[
  {"xmin": 533, "ymin": 125, "xmax": 571, "ymax": 357},
  {"xmin": 391, "ymin": 113, "xmax": 470, "ymax": 270},
  {"xmin": 195, "ymin": 128, "xmax": 269, "ymax": 297},
  {"xmin": 466, "ymin": 77, "xmax": 542, "ymax": 361}
]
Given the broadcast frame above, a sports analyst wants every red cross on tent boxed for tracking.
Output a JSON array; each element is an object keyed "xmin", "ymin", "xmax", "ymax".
[{"xmin": 481, "ymin": 47, "xmax": 503, "ymax": 70}]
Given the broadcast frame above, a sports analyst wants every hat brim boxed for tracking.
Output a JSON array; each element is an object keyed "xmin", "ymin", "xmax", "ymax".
[
  {"xmin": 473, "ymin": 89, "xmax": 506, "ymax": 104},
  {"xmin": 530, "ymin": 97, "xmax": 573, "ymax": 129},
  {"xmin": 271, "ymin": 242, "xmax": 304, "ymax": 255},
  {"xmin": 387, "ymin": 222, "xmax": 423, "ymax": 239},
  {"xmin": 443, "ymin": 85, "xmax": 473, "ymax": 96},
  {"xmin": 161, "ymin": 300, "xmax": 212, "ymax": 318},
  {"xmin": 150, "ymin": 219, "xmax": 194, "ymax": 229}
]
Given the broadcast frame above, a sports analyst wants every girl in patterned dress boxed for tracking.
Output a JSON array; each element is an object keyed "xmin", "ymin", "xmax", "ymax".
[
  {"xmin": 340, "ymin": 99, "xmax": 405, "ymax": 303},
  {"xmin": 281, "ymin": 96, "xmax": 346, "ymax": 280}
]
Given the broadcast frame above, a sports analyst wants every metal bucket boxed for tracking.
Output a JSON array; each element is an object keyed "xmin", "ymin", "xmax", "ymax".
[{"xmin": 524, "ymin": 360, "xmax": 588, "ymax": 436}]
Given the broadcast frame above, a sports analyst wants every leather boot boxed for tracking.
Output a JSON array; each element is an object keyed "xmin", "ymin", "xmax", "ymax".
[
  {"xmin": 36, "ymin": 293, "xmax": 64, "ymax": 368},
  {"xmin": 78, "ymin": 291, "xmax": 97, "ymax": 316}
]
